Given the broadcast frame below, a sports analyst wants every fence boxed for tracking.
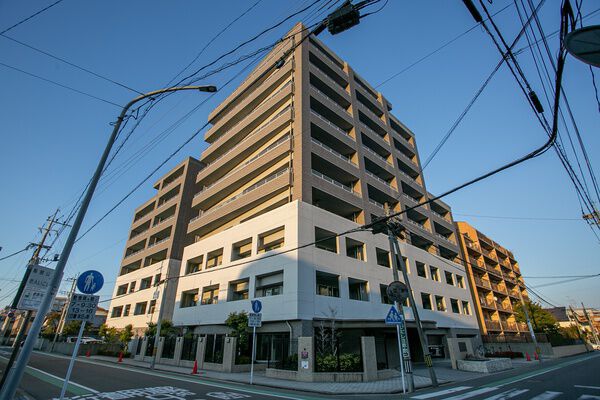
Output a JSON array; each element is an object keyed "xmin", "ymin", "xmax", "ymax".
[
  {"xmin": 161, "ymin": 336, "xmax": 177, "ymax": 359},
  {"xmin": 135, "ymin": 339, "xmax": 143, "ymax": 355},
  {"xmin": 145, "ymin": 337, "xmax": 155, "ymax": 357},
  {"xmin": 181, "ymin": 335, "xmax": 198, "ymax": 361},
  {"xmin": 482, "ymin": 333, "xmax": 549, "ymax": 343},
  {"xmin": 235, "ymin": 335, "xmax": 253, "ymax": 365},
  {"xmin": 265, "ymin": 337, "xmax": 297, "ymax": 371},
  {"xmin": 204, "ymin": 334, "xmax": 224, "ymax": 364}
]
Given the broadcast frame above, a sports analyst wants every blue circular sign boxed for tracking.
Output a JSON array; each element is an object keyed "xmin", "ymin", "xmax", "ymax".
[
  {"xmin": 251, "ymin": 300, "xmax": 262, "ymax": 313},
  {"xmin": 77, "ymin": 270, "xmax": 104, "ymax": 294}
]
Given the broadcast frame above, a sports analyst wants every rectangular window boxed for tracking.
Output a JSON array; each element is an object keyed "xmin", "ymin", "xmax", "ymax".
[
  {"xmin": 154, "ymin": 274, "xmax": 161, "ymax": 285},
  {"xmin": 403, "ymin": 257, "xmax": 410, "ymax": 273},
  {"xmin": 140, "ymin": 277, "xmax": 152, "ymax": 290},
  {"xmin": 116, "ymin": 284, "xmax": 128, "ymax": 296},
  {"xmin": 315, "ymin": 227, "xmax": 337, "ymax": 253},
  {"xmin": 201, "ymin": 285, "xmax": 219, "ymax": 305},
  {"xmin": 134, "ymin": 301, "xmax": 147, "ymax": 315},
  {"xmin": 148, "ymin": 300, "xmax": 156, "ymax": 314},
  {"xmin": 255, "ymin": 271, "xmax": 283, "ymax": 297},
  {"xmin": 456, "ymin": 275, "xmax": 465, "ymax": 288},
  {"xmin": 346, "ymin": 238, "xmax": 366, "ymax": 261},
  {"xmin": 111, "ymin": 306, "xmax": 123, "ymax": 318},
  {"xmin": 316, "ymin": 271, "xmax": 340, "ymax": 297},
  {"xmin": 376, "ymin": 248, "xmax": 390, "ymax": 267},
  {"xmin": 421, "ymin": 293, "xmax": 432, "ymax": 310},
  {"xmin": 430, "ymin": 266, "xmax": 440, "ymax": 282},
  {"xmin": 445, "ymin": 271, "xmax": 454, "ymax": 286},
  {"xmin": 129, "ymin": 281, "xmax": 136, "ymax": 293},
  {"xmin": 435, "ymin": 296, "xmax": 446, "ymax": 312},
  {"xmin": 462, "ymin": 301, "xmax": 472, "ymax": 315},
  {"xmin": 451, "ymin": 298, "xmax": 460, "ymax": 313},
  {"xmin": 258, "ymin": 226, "xmax": 285, "ymax": 253},
  {"xmin": 123, "ymin": 304, "xmax": 131, "ymax": 317},
  {"xmin": 232, "ymin": 238, "xmax": 252, "ymax": 260},
  {"xmin": 229, "ymin": 279, "xmax": 249, "ymax": 301},
  {"xmin": 416, "ymin": 262, "xmax": 427, "ymax": 278},
  {"xmin": 186, "ymin": 255, "xmax": 203, "ymax": 274},
  {"xmin": 206, "ymin": 248, "xmax": 223, "ymax": 269},
  {"xmin": 181, "ymin": 289, "xmax": 199, "ymax": 308},
  {"xmin": 348, "ymin": 278, "xmax": 369, "ymax": 301},
  {"xmin": 380, "ymin": 284, "xmax": 392, "ymax": 304}
]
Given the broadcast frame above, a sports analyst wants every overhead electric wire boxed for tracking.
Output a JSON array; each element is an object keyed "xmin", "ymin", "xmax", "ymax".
[
  {"xmin": 0, "ymin": 0, "xmax": 65, "ymax": 36},
  {"xmin": 0, "ymin": 246, "xmax": 31, "ymax": 262},
  {"xmin": 453, "ymin": 213, "xmax": 581, "ymax": 221}
]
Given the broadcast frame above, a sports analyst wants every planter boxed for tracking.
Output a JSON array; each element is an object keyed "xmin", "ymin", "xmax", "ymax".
[{"xmin": 457, "ymin": 358, "xmax": 512, "ymax": 373}]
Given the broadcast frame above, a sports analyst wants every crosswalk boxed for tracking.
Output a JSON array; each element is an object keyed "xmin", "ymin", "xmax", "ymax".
[{"xmin": 412, "ymin": 385, "xmax": 600, "ymax": 400}]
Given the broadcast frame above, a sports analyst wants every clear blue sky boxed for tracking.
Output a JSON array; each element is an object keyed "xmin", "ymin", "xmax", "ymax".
[{"xmin": 1, "ymin": 0, "xmax": 598, "ymax": 311}]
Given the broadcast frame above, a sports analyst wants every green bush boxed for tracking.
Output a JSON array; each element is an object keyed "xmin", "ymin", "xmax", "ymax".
[
  {"xmin": 316, "ymin": 354, "xmax": 338, "ymax": 372},
  {"xmin": 339, "ymin": 353, "xmax": 362, "ymax": 372},
  {"xmin": 97, "ymin": 349, "xmax": 131, "ymax": 358},
  {"xmin": 236, "ymin": 355, "xmax": 251, "ymax": 365}
]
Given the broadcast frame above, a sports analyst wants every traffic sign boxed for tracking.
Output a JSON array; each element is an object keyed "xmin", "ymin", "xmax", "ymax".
[
  {"xmin": 385, "ymin": 306, "xmax": 405, "ymax": 325},
  {"xmin": 251, "ymin": 299, "xmax": 262, "ymax": 313},
  {"xmin": 248, "ymin": 312, "xmax": 262, "ymax": 327},
  {"xmin": 387, "ymin": 281, "xmax": 409, "ymax": 303},
  {"xmin": 17, "ymin": 265, "xmax": 58, "ymax": 311},
  {"xmin": 66, "ymin": 294, "xmax": 99, "ymax": 322},
  {"xmin": 77, "ymin": 270, "xmax": 104, "ymax": 294}
]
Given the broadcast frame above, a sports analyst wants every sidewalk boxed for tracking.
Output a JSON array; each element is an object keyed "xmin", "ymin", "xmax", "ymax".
[{"xmin": 87, "ymin": 355, "xmax": 488, "ymax": 394}]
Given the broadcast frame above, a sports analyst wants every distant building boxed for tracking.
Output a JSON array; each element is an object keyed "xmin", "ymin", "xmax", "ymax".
[{"xmin": 545, "ymin": 306, "xmax": 573, "ymax": 329}]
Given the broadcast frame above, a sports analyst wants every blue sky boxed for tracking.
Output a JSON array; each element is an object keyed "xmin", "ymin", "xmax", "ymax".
[{"xmin": 0, "ymin": 0, "xmax": 598, "ymax": 311}]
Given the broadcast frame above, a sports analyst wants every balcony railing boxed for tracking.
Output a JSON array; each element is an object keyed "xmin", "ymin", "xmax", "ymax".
[
  {"xmin": 310, "ymin": 45, "xmax": 346, "ymax": 75},
  {"xmin": 190, "ymin": 168, "xmax": 290, "ymax": 224},
  {"xmin": 365, "ymin": 171, "xmax": 396, "ymax": 191},
  {"xmin": 401, "ymin": 193, "xmax": 419, "ymax": 203},
  {"xmin": 311, "ymin": 110, "xmax": 352, "ymax": 138},
  {"xmin": 491, "ymin": 282, "xmax": 508, "ymax": 294},
  {"xmin": 397, "ymin": 169, "xmax": 421, "ymax": 186},
  {"xmin": 480, "ymin": 298, "xmax": 496, "ymax": 308},
  {"xmin": 485, "ymin": 320, "xmax": 502, "ymax": 331},
  {"xmin": 501, "ymin": 321, "xmax": 518, "ymax": 331},
  {"xmin": 310, "ymin": 85, "xmax": 351, "ymax": 117},
  {"xmin": 130, "ymin": 228, "xmax": 149, "ymax": 240},
  {"xmin": 486, "ymin": 265, "xmax": 503, "ymax": 278},
  {"xmin": 369, "ymin": 198, "xmax": 385, "ymax": 209},
  {"xmin": 481, "ymin": 247, "xmax": 496, "ymax": 259},
  {"xmin": 431, "ymin": 209, "xmax": 450, "ymax": 221},
  {"xmin": 406, "ymin": 218, "xmax": 429, "ymax": 232},
  {"xmin": 509, "ymin": 290, "xmax": 521, "ymax": 298},
  {"xmin": 358, "ymin": 101, "xmax": 385, "ymax": 128},
  {"xmin": 156, "ymin": 195, "xmax": 178, "ymax": 210},
  {"xmin": 469, "ymin": 257, "xmax": 485, "ymax": 269},
  {"xmin": 434, "ymin": 232, "xmax": 455, "ymax": 244},
  {"xmin": 124, "ymin": 248, "xmax": 145, "ymax": 259},
  {"xmin": 496, "ymin": 302, "xmax": 512, "ymax": 312},
  {"xmin": 153, "ymin": 214, "xmax": 175, "ymax": 228},
  {"xmin": 311, "ymin": 169, "xmax": 357, "ymax": 194},
  {"xmin": 474, "ymin": 276, "xmax": 492, "ymax": 289},
  {"xmin": 397, "ymin": 149, "xmax": 418, "ymax": 166},
  {"xmin": 359, "ymin": 122, "xmax": 386, "ymax": 141},
  {"xmin": 362, "ymin": 145, "xmax": 391, "ymax": 165},
  {"xmin": 147, "ymin": 237, "xmax": 169, "ymax": 249},
  {"xmin": 311, "ymin": 138, "xmax": 355, "ymax": 165}
]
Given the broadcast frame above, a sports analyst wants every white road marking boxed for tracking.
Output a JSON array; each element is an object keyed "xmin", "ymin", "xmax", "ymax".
[
  {"xmin": 411, "ymin": 386, "xmax": 472, "ymax": 399},
  {"xmin": 483, "ymin": 389, "xmax": 529, "ymax": 400},
  {"xmin": 578, "ymin": 396, "xmax": 600, "ymax": 399},
  {"xmin": 528, "ymin": 391, "xmax": 562, "ymax": 400},
  {"xmin": 576, "ymin": 386, "xmax": 600, "ymax": 390},
  {"xmin": 0, "ymin": 355, "xmax": 99, "ymax": 393},
  {"xmin": 443, "ymin": 387, "xmax": 499, "ymax": 400}
]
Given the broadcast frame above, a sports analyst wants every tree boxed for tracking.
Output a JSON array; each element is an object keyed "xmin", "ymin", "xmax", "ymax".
[
  {"xmin": 42, "ymin": 312, "xmax": 61, "ymax": 339},
  {"xmin": 62, "ymin": 320, "xmax": 83, "ymax": 336},
  {"xmin": 99, "ymin": 324, "xmax": 119, "ymax": 343},
  {"xmin": 225, "ymin": 312, "xmax": 249, "ymax": 350},
  {"xmin": 145, "ymin": 320, "xmax": 178, "ymax": 337},
  {"xmin": 119, "ymin": 324, "xmax": 134, "ymax": 349},
  {"xmin": 514, "ymin": 301, "xmax": 559, "ymax": 334}
]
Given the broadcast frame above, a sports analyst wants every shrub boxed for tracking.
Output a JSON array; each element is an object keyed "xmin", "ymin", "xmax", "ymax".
[
  {"xmin": 339, "ymin": 353, "xmax": 361, "ymax": 372},
  {"xmin": 236, "ymin": 355, "xmax": 251, "ymax": 365},
  {"xmin": 316, "ymin": 354, "xmax": 338, "ymax": 372}
]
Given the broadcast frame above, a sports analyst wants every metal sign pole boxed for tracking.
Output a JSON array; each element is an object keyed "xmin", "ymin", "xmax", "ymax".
[
  {"xmin": 394, "ymin": 304, "xmax": 406, "ymax": 394},
  {"xmin": 59, "ymin": 321, "xmax": 86, "ymax": 399},
  {"xmin": 250, "ymin": 326, "xmax": 256, "ymax": 385}
]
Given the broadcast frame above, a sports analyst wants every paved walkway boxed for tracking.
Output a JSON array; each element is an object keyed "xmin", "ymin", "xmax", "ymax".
[{"xmin": 86, "ymin": 356, "xmax": 493, "ymax": 394}]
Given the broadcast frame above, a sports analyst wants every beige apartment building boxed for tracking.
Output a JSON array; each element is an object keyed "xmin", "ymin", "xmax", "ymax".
[
  {"xmin": 108, "ymin": 23, "xmax": 481, "ymax": 364},
  {"xmin": 455, "ymin": 221, "xmax": 530, "ymax": 337}
]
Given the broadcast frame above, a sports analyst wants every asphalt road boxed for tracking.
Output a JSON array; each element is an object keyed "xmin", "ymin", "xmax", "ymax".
[{"xmin": 0, "ymin": 349, "xmax": 599, "ymax": 399}]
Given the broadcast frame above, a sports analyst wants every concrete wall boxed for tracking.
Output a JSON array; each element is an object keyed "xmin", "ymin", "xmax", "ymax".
[
  {"xmin": 38, "ymin": 340, "xmax": 122, "ymax": 356},
  {"xmin": 552, "ymin": 344, "xmax": 590, "ymax": 358},
  {"xmin": 483, "ymin": 342, "xmax": 553, "ymax": 356}
]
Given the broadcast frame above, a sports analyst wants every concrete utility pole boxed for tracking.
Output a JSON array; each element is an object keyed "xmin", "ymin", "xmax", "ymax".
[
  {"xmin": 0, "ymin": 209, "xmax": 60, "ymax": 390},
  {"xmin": 150, "ymin": 269, "xmax": 168, "ymax": 370},
  {"xmin": 0, "ymin": 84, "xmax": 217, "ymax": 400},
  {"xmin": 51, "ymin": 275, "xmax": 78, "ymax": 351},
  {"xmin": 517, "ymin": 291, "xmax": 541, "ymax": 362},
  {"xmin": 581, "ymin": 303, "xmax": 600, "ymax": 345}
]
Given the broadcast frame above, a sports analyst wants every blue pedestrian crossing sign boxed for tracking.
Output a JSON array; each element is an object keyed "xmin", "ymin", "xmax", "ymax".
[
  {"xmin": 385, "ymin": 306, "xmax": 404, "ymax": 325},
  {"xmin": 77, "ymin": 270, "xmax": 104, "ymax": 294}
]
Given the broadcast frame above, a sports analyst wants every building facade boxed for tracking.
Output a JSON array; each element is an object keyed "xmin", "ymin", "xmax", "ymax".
[
  {"xmin": 455, "ymin": 221, "xmax": 529, "ymax": 337},
  {"xmin": 105, "ymin": 157, "xmax": 203, "ymax": 334}
]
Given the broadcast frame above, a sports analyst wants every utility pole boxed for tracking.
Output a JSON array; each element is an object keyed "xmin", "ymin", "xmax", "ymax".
[
  {"xmin": 150, "ymin": 267, "xmax": 168, "ymax": 370},
  {"xmin": 0, "ymin": 210, "xmax": 60, "ymax": 390},
  {"xmin": 0, "ymin": 85, "xmax": 217, "ymax": 400},
  {"xmin": 51, "ymin": 275, "xmax": 77, "ymax": 351},
  {"xmin": 517, "ymin": 291, "xmax": 541, "ymax": 362},
  {"xmin": 581, "ymin": 303, "xmax": 600, "ymax": 345}
]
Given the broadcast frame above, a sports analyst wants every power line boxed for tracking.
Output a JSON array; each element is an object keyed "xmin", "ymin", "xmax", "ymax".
[
  {"xmin": 0, "ymin": 61, "xmax": 121, "ymax": 108},
  {"xmin": 453, "ymin": 213, "xmax": 582, "ymax": 221},
  {"xmin": 524, "ymin": 273, "xmax": 600, "ymax": 279},
  {"xmin": 0, "ymin": 246, "xmax": 32, "ymax": 262},
  {"xmin": 0, "ymin": 0, "xmax": 65, "ymax": 36}
]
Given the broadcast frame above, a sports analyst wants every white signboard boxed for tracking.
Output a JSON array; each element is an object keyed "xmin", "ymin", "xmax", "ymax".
[
  {"xmin": 248, "ymin": 312, "xmax": 262, "ymax": 328},
  {"xmin": 66, "ymin": 294, "xmax": 99, "ymax": 322},
  {"xmin": 17, "ymin": 265, "xmax": 57, "ymax": 311}
]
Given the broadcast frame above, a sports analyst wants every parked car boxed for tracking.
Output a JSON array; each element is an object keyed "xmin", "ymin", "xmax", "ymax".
[{"xmin": 66, "ymin": 337, "xmax": 104, "ymax": 344}]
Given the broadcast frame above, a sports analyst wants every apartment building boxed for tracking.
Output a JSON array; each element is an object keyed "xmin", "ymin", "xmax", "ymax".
[
  {"xmin": 455, "ymin": 221, "xmax": 529, "ymax": 337},
  {"xmin": 105, "ymin": 157, "xmax": 203, "ymax": 334},
  {"xmin": 168, "ymin": 23, "xmax": 480, "ymax": 364}
]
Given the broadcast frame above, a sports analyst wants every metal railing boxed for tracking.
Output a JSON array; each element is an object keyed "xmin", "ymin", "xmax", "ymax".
[
  {"xmin": 358, "ymin": 100, "xmax": 385, "ymax": 126},
  {"xmin": 365, "ymin": 171, "xmax": 396, "ymax": 191},
  {"xmin": 310, "ymin": 85, "xmax": 352, "ymax": 116},
  {"xmin": 359, "ymin": 122, "xmax": 387, "ymax": 141},
  {"xmin": 147, "ymin": 237, "xmax": 169, "ymax": 249},
  {"xmin": 310, "ymin": 46, "xmax": 347, "ymax": 75},
  {"xmin": 474, "ymin": 277, "xmax": 492, "ymax": 289},
  {"xmin": 362, "ymin": 145, "xmax": 391, "ymax": 165},
  {"xmin": 311, "ymin": 110, "xmax": 352, "ymax": 138},
  {"xmin": 124, "ymin": 248, "xmax": 145, "ymax": 259},
  {"xmin": 406, "ymin": 218, "xmax": 429, "ymax": 232},
  {"xmin": 311, "ymin": 169, "xmax": 356, "ymax": 194},
  {"xmin": 156, "ymin": 195, "xmax": 178, "ymax": 210},
  {"xmin": 369, "ymin": 198, "xmax": 384, "ymax": 209},
  {"xmin": 152, "ymin": 214, "xmax": 175, "ymax": 228},
  {"xmin": 311, "ymin": 138, "xmax": 355, "ymax": 165},
  {"xmin": 485, "ymin": 320, "xmax": 502, "ymax": 331},
  {"xmin": 434, "ymin": 232, "xmax": 455, "ymax": 244},
  {"xmin": 129, "ymin": 228, "xmax": 149, "ymax": 240}
]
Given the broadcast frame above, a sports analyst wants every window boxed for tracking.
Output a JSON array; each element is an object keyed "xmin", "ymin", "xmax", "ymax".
[
  {"xmin": 416, "ymin": 262, "xmax": 427, "ymax": 278},
  {"xmin": 316, "ymin": 271, "xmax": 340, "ymax": 297},
  {"xmin": 232, "ymin": 238, "xmax": 252, "ymax": 260},
  {"xmin": 148, "ymin": 300, "xmax": 156, "ymax": 314},
  {"xmin": 255, "ymin": 271, "xmax": 283, "ymax": 297},
  {"xmin": 445, "ymin": 271, "xmax": 454, "ymax": 286},
  {"xmin": 140, "ymin": 277, "xmax": 152, "ymax": 290},
  {"xmin": 430, "ymin": 266, "xmax": 440, "ymax": 282},
  {"xmin": 456, "ymin": 275, "xmax": 465, "ymax": 288},
  {"xmin": 380, "ymin": 284, "xmax": 392, "ymax": 304},
  {"xmin": 201, "ymin": 285, "xmax": 219, "ymax": 305},
  {"xmin": 116, "ymin": 284, "xmax": 128, "ymax": 296},
  {"xmin": 123, "ymin": 304, "xmax": 131, "ymax": 316},
  {"xmin": 129, "ymin": 281, "xmax": 136, "ymax": 293},
  {"xmin": 186, "ymin": 255, "xmax": 203, "ymax": 274},
  {"xmin": 375, "ymin": 248, "xmax": 390, "ymax": 267},
  {"xmin": 229, "ymin": 279, "xmax": 249, "ymax": 301},
  {"xmin": 403, "ymin": 257, "xmax": 410, "ymax": 273},
  {"xmin": 315, "ymin": 227, "xmax": 337, "ymax": 253},
  {"xmin": 181, "ymin": 289, "xmax": 199, "ymax": 308},
  {"xmin": 111, "ymin": 306, "xmax": 123, "ymax": 318},
  {"xmin": 134, "ymin": 302, "xmax": 147, "ymax": 315},
  {"xmin": 154, "ymin": 274, "xmax": 162, "ymax": 285},
  {"xmin": 421, "ymin": 293, "xmax": 432, "ymax": 310},
  {"xmin": 450, "ymin": 298, "xmax": 460, "ymax": 313},
  {"xmin": 206, "ymin": 248, "xmax": 223, "ymax": 269},
  {"xmin": 346, "ymin": 238, "xmax": 365, "ymax": 261},
  {"xmin": 348, "ymin": 278, "xmax": 369, "ymax": 301},
  {"xmin": 435, "ymin": 296, "xmax": 446, "ymax": 311},
  {"xmin": 462, "ymin": 301, "xmax": 472, "ymax": 315},
  {"xmin": 258, "ymin": 226, "xmax": 285, "ymax": 253}
]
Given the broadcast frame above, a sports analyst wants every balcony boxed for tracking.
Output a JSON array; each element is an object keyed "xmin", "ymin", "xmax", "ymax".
[
  {"xmin": 509, "ymin": 290, "xmax": 521, "ymax": 299},
  {"xmin": 496, "ymin": 302, "xmax": 513, "ymax": 313},
  {"xmin": 480, "ymin": 298, "xmax": 496, "ymax": 310},
  {"xmin": 486, "ymin": 265, "xmax": 503, "ymax": 279},
  {"xmin": 153, "ymin": 214, "xmax": 175, "ymax": 229},
  {"xmin": 469, "ymin": 257, "xmax": 485, "ymax": 270},
  {"xmin": 309, "ymin": 68, "xmax": 351, "ymax": 103},
  {"xmin": 147, "ymin": 237, "xmax": 170, "ymax": 250},
  {"xmin": 124, "ymin": 247, "xmax": 145, "ymax": 260},
  {"xmin": 310, "ymin": 41, "xmax": 346, "ymax": 75},
  {"xmin": 389, "ymin": 115, "xmax": 414, "ymax": 143},
  {"xmin": 310, "ymin": 84, "xmax": 351, "ymax": 118},
  {"xmin": 485, "ymin": 320, "xmax": 502, "ymax": 331},
  {"xmin": 369, "ymin": 198, "xmax": 385, "ymax": 209},
  {"xmin": 491, "ymin": 282, "xmax": 508, "ymax": 295},
  {"xmin": 406, "ymin": 218, "xmax": 430, "ymax": 233},
  {"xmin": 365, "ymin": 171, "xmax": 396, "ymax": 191},
  {"xmin": 434, "ymin": 232, "xmax": 456, "ymax": 245},
  {"xmin": 360, "ymin": 122, "xmax": 388, "ymax": 145},
  {"xmin": 312, "ymin": 170, "xmax": 357, "ymax": 195},
  {"xmin": 311, "ymin": 138, "xmax": 356, "ymax": 167},
  {"xmin": 311, "ymin": 110, "xmax": 352, "ymax": 139},
  {"xmin": 501, "ymin": 321, "xmax": 518, "ymax": 331},
  {"xmin": 474, "ymin": 276, "xmax": 492, "ymax": 289}
]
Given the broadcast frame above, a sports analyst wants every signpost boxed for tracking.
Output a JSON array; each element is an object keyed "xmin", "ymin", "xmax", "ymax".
[
  {"xmin": 385, "ymin": 281, "xmax": 411, "ymax": 394},
  {"xmin": 16, "ymin": 265, "xmax": 57, "ymax": 311},
  {"xmin": 248, "ymin": 300, "xmax": 262, "ymax": 385},
  {"xmin": 59, "ymin": 271, "xmax": 103, "ymax": 400}
]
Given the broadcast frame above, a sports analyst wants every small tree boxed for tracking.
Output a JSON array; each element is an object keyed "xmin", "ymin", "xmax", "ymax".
[
  {"xmin": 99, "ymin": 324, "xmax": 119, "ymax": 343},
  {"xmin": 42, "ymin": 312, "xmax": 61, "ymax": 339},
  {"xmin": 62, "ymin": 320, "xmax": 83, "ymax": 336},
  {"xmin": 145, "ymin": 320, "xmax": 178, "ymax": 337},
  {"xmin": 225, "ymin": 311, "xmax": 249, "ymax": 350},
  {"xmin": 514, "ymin": 301, "xmax": 559, "ymax": 334},
  {"xmin": 119, "ymin": 324, "xmax": 134, "ymax": 349}
]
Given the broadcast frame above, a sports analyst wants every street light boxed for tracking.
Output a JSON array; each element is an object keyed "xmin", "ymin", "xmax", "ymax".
[{"xmin": 0, "ymin": 84, "xmax": 217, "ymax": 400}]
